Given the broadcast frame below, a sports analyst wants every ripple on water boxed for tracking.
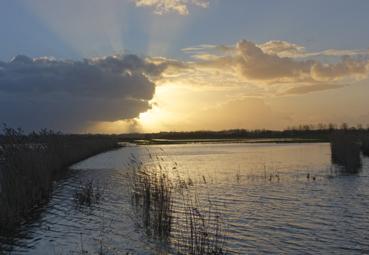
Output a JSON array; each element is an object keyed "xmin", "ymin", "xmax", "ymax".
[{"xmin": 2, "ymin": 143, "xmax": 369, "ymax": 254}]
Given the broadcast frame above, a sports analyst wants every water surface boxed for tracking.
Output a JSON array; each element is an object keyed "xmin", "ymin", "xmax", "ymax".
[{"xmin": 2, "ymin": 143, "xmax": 369, "ymax": 254}]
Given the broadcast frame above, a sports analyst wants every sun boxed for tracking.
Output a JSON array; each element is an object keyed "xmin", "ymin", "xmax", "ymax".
[
  {"xmin": 137, "ymin": 84, "xmax": 181, "ymax": 132},
  {"xmin": 137, "ymin": 106, "xmax": 166, "ymax": 132},
  {"xmin": 138, "ymin": 108, "xmax": 157, "ymax": 124}
]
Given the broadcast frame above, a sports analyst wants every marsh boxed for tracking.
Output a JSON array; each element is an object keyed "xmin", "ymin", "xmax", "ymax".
[{"xmin": 2, "ymin": 142, "xmax": 369, "ymax": 254}]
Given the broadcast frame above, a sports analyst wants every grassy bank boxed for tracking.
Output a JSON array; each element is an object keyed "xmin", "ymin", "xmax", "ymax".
[{"xmin": 0, "ymin": 127, "xmax": 121, "ymax": 234}]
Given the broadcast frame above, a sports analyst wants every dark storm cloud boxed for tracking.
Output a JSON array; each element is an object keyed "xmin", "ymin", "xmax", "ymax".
[{"xmin": 0, "ymin": 54, "xmax": 167, "ymax": 131}]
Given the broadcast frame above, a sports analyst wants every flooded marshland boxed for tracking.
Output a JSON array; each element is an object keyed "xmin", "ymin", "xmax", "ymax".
[{"xmin": 2, "ymin": 142, "xmax": 369, "ymax": 254}]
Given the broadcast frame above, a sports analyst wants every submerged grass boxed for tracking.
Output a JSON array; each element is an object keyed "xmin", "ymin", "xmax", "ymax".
[
  {"xmin": 0, "ymin": 127, "xmax": 120, "ymax": 234},
  {"xmin": 74, "ymin": 180, "xmax": 102, "ymax": 208}
]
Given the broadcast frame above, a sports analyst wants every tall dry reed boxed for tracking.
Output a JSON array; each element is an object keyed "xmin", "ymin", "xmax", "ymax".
[
  {"xmin": 128, "ymin": 150, "xmax": 226, "ymax": 254},
  {"xmin": 128, "ymin": 153, "xmax": 173, "ymax": 241},
  {"xmin": 174, "ymin": 191, "xmax": 226, "ymax": 255},
  {"xmin": 0, "ymin": 127, "xmax": 120, "ymax": 234}
]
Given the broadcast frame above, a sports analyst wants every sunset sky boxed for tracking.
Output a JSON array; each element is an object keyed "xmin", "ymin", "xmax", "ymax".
[{"xmin": 1, "ymin": 0, "xmax": 369, "ymax": 133}]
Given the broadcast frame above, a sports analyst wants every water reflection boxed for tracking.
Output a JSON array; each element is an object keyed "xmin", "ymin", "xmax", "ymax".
[{"xmin": 2, "ymin": 143, "xmax": 369, "ymax": 254}]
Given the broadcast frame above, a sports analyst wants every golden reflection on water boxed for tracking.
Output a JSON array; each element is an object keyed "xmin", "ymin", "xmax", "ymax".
[{"xmin": 5, "ymin": 143, "xmax": 369, "ymax": 254}]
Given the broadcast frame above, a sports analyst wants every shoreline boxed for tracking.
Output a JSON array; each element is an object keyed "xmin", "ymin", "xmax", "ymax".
[
  {"xmin": 132, "ymin": 137, "xmax": 327, "ymax": 145},
  {"xmin": 0, "ymin": 132, "xmax": 123, "ymax": 235}
]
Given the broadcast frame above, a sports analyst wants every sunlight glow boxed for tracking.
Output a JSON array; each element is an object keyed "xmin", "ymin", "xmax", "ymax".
[
  {"xmin": 138, "ymin": 107, "xmax": 161, "ymax": 126},
  {"xmin": 137, "ymin": 106, "xmax": 171, "ymax": 132},
  {"xmin": 137, "ymin": 84, "xmax": 185, "ymax": 132}
]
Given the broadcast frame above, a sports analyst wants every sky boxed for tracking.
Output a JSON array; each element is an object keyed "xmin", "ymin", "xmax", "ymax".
[{"xmin": 1, "ymin": 0, "xmax": 369, "ymax": 133}]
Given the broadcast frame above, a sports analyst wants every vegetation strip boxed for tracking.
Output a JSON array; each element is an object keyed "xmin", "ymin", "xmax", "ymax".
[{"xmin": 0, "ymin": 127, "xmax": 121, "ymax": 234}]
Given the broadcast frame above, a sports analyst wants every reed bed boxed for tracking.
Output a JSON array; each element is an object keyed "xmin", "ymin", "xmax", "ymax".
[
  {"xmin": 0, "ymin": 127, "xmax": 120, "ymax": 234},
  {"xmin": 330, "ymin": 132, "xmax": 362, "ymax": 173},
  {"xmin": 174, "ymin": 191, "xmax": 226, "ymax": 255},
  {"xmin": 129, "ymin": 154, "xmax": 173, "ymax": 241},
  {"xmin": 128, "ymin": 151, "xmax": 226, "ymax": 254}
]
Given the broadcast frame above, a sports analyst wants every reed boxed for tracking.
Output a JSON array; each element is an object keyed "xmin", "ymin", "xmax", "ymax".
[
  {"xmin": 128, "ymin": 151, "xmax": 226, "ymax": 254},
  {"xmin": 176, "ymin": 192, "xmax": 226, "ymax": 255},
  {"xmin": 0, "ymin": 127, "xmax": 120, "ymax": 234},
  {"xmin": 74, "ymin": 180, "xmax": 102, "ymax": 207},
  {"xmin": 330, "ymin": 132, "xmax": 362, "ymax": 173},
  {"xmin": 129, "ymin": 154, "xmax": 173, "ymax": 240}
]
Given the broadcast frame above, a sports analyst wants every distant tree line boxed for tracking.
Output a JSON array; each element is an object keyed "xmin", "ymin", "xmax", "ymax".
[{"xmin": 116, "ymin": 123, "xmax": 369, "ymax": 141}]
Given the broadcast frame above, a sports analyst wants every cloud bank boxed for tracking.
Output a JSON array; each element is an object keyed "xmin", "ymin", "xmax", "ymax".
[
  {"xmin": 134, "ymin": 0, "xmax": 209, "ymax": 15},
  {"xmin": 170, "ymin": 40, "xmax": 369, "ymax": 97},
  {"xmin": 191, "ymin": 40, "xmax": 369, "ymax": 83},
  {"xmin": 0, "ymin": 54, "xmax": 168, "ymax": 131},
  {"xmin": 2, "ymin": 39, "xmax": 368, "ymax": 132}
]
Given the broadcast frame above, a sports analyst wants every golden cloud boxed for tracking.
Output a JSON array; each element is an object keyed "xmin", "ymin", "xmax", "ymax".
[{"xmin": 168, "ymin": 40, "xmax": 369, "ymax": 92}]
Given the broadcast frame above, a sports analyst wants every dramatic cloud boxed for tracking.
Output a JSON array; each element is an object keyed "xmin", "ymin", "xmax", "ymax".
[
  {"xmin": 134, "ymin": 0, "xmax": 209, "ymax": 15},
  {"xmin": 2, "ymin": 39, "xmax": 369, "ymax": 132},
  {"xmin": 177, "ymin": 40, "xmax": 369, "ymax": 88},
  {"xmin": 0, "ymin": 54, "xmax": 169, "ymax": 131}
]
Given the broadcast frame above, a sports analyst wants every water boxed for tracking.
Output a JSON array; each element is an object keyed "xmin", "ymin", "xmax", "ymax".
[{"xmin": 2, "ymin": 142, "xmax": 369, "ymax": 254}]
